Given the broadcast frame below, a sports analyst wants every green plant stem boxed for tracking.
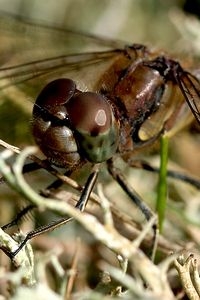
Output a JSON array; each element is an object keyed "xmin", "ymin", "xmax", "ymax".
[{"xmin": 156, "ymin": 135, "xmax": 169, "ymax": 232}]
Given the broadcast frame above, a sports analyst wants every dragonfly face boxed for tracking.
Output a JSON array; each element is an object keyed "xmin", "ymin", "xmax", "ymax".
[{"xmin": 32, "ymin": 78, "xmax": 120, "ymax": 168}]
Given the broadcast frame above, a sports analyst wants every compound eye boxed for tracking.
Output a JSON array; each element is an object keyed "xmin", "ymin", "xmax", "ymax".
[
  {"xmin": 35, "ymin": 78, "xmax": 76, "ymax": 108},
  {"xmin": 33, "ymin": 78, "xmax": 76, "ymax": 121},
  {"xmin": 66, "ymin": 92, "xmax": 119, "ymax": 163},
  {"xmin": 32, "ymin": 78, "xmax": 80, "ymax": 169},
  {"xmin": 66, "ymin": 92, "xmax": 112, "ymax": 136}
]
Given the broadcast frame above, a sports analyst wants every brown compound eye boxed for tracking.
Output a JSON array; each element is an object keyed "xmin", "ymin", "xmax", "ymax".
[
  {"xmin": 66, "ymin": 92, "xmax": 119, "ymax": 163},
  {"xmin": 36, "ymin": 78, "xmax": 76, "ymax": 106},
  {"xmin": 33, "ymin": 78, "xmax": 76, "ymax": 117},
  {"xmin": 66, "ymin": 92, "xmax": 113, "ymax": 136},
  {"xmin": 32, "ymin": 79, "xmax": 119, "ymax": 165},
  {"xmin": 32, "ymin": 78, "xmax": 81, "ymax": 169}
]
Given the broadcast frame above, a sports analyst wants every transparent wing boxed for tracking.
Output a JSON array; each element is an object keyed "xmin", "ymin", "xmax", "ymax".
[
  {"xmin": 176, "ymin": 69, "xmax": 200, "ymax": 125},
  {"xmin": 0, "ymin": 11, "xmax": 126, "ymax": 95},
  {"xmin": 0, "ymin": 11, "xmax": 124, "ymax": 64}
]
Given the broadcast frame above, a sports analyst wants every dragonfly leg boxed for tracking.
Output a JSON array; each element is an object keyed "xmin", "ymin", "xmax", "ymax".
[
  {"xmin": 1, "ymin": 167, "xmax": 73, "ymax": 231},
  {"xmin": 128, "ymin": 159, "xmax": 200, "ymax": 189},
  {"xmin": 4, "ymin": 165, "xmax": 99, "ymax": 259},
  {"xmin": 107, "ymin": 157, "xmax": 158, "ymax": 260},
  {"xmin": 1, "ymin": 204, "xmax": 36, "ymax": 231},
  {"xmin": 75, "ymin": 165, "xmax": 99, "ymax": 211},
  {"xmin": 107, "ymin": 158, "xmax": 154, "ymax": 221}
]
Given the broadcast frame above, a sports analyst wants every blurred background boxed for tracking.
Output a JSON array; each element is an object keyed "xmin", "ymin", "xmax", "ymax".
[
  {"xmin": 0, "ymin": 0, "xmax": 199, "ymax": 51},
  {"xmin": 0, "ymin": 1, "xmax": 200, "ymax": 299}
]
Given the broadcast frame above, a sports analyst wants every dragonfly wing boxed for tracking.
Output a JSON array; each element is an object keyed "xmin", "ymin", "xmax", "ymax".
[
  {"xmin": 0, "ymin": 12, "xmax": 125, "ymax": 98},
  {"xmin": 0, "ymin": 11, "xmax": 124, "ymax": 66},
  {"xmin": 0, "ymin": 51, "xmax": 120, "ymax": 93},
  {"xmin": 177, "ymin": 70, "xmax": 200, "ymax": 125}
]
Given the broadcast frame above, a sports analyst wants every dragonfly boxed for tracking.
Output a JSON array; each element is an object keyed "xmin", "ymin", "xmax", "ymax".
[{"xmin": 0, "ymin": 11, "xmax": 200, "ymax": 259}]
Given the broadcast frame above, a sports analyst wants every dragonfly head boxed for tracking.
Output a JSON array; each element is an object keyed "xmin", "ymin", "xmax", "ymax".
[{"xmin": 32, "ymin": 78, "xmax": 119, "ymax": 168}]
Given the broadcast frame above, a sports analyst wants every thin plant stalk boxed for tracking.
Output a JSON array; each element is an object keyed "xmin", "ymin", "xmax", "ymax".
[{"xmin": 156, "ymin": 135, "xmax": 169, "ymax": 232}]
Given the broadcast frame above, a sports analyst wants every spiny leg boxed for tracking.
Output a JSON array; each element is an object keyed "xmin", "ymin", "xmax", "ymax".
[
  {"xmin": 107, "ymin": 157, "xmax": 158, "ymax": 260},
  {"xmin": 107, "ymin": 158, "xmax": 154, "ymax": 221},
  {"xmin": 3, "ymin": 165, "xmax": 100, "ymax": 259},
  {"xmin": 1, "ymin": 156, "xmax": 77, "ymax": 231},
  {"xmin": 128, "ymin": 159, "xmax": 200, "ymax": 189},
  {"xmin": 1, "ymin": 171, "xmax": 71, "ymax": 232},
  {"xmin": 1, "ymin": 205, "xmax": 36, "ymax": 231}
]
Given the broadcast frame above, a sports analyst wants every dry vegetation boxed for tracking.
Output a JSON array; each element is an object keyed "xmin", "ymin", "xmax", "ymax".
[{"xmin": 0, "ymin": 1, "xmax": 200, "ymax": 299}]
